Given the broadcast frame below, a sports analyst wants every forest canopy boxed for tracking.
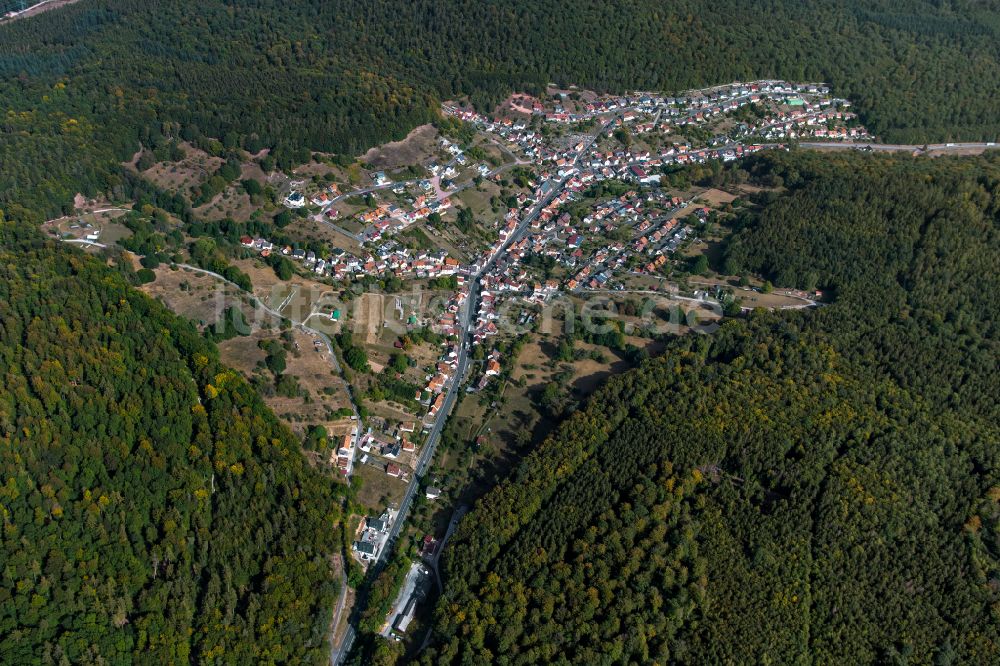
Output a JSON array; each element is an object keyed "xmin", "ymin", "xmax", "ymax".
[
  {"xmin": 424, "ymin": 150, "xmax": 1000, "ymax": 664},
  {"xmin": 0, "ymin": 219, "xmax": 345, "ymax": 664}
]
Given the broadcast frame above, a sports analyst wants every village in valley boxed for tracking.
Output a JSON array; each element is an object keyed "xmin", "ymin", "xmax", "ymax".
[{"xmin": 49, "ymin": 79, "xmax": 855, "ymax": 650}]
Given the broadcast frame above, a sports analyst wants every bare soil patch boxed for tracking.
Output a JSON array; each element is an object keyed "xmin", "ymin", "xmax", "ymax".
[
  {"xmin": 699, "ymin": 187, "xmax": 738, "ymax": 206},
  {"xmin": 230, "ymin": 258, "xmax": 343, "ymax": 323},
  {"xmin": 141, "ymin": 142, "xmax": 222, "ymax": 198},
  {"xmin": 141, "ymin": 265, "xmax": 242, "ymax": 326},
  {"xmin": 259, "ymin": 328, "xmax": 353, "ymax": 436},
  {"xmin": 195, "ymin": 186, "xmax": 254, "ymax": 222},
  {"xmin": 360, "ymin": 124, "xmax": 440, "ymax": 170},
  {"xmin": 241, "ymin": 161, "xmax": 267, "ymax": 183},
  {"xmin": 353, "ymin": 292, "xmax": 387, "ymax": 345}
]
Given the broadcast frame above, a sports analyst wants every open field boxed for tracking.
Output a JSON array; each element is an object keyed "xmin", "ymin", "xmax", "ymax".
[
  {"xmin": 479, "ymin": 143, "xmax": 508, "ymax": 167},
  {"xmin": 255, "ymin": 327, "xmax": 354, "ymax": 437},
  {"xmin": 143, "ymin": 264, "xmax": 353, "ymax": 440},
  {"xmin": 215, "ymin": 332, "xmax": 267, "ymax": 374},
  {"xmin": 366, "ymin": 336, "xmax": 440, "ymax": 386},
  {"xmin": 698, "ymin": 187, "xmax": 739, "ymax": 206},
  {"xmin": 240, "ymin": 161, "xmax": 267, "ymax": 183},
  {"xmin": 141, "ymin": 264, "xmax": 243, "ymax": 326},
  {"xmin": 508, "ymin": 335, "xmax": 642, "ymax": 394},
  {"xmin": 419, "ymin": 224, "xmax": 470, "ymax": 263},
  {"xmin": 139, "ymin": 142, "xmax": 221, "ymax": 197},
  {"xmin": 303, "ymin": 161, "xmax": 367, "ymax": 188},
  {"xmin": 214, "ymin": 321, "xmax": 354, "ymax": 438},
  {"xmin": 686, "ymin": 274, "xmax": 819, "ymax": 308},
  {"xmin": 354, "ymin": 461, "xmax": 407, "ymax": 511},
  {"xmin": 353, "ymin": 292, "xmax": 388, "ymax": 345},
  {"xmin": 453, "ymin": 184, "xmax": 500, "ymax": 220},
  {"xmin": 366, "ymin": 399, "xmax": 419, "ymax": 425},
  {"xmin": 231, "ymin": 258, "xmax": 344, "ymax": 323},
  {"xmin": 565, "ymin": 343, "xmax": 635, "ymax": 393},
  {"xmin": 195, "ymin": 185, "xmax": 254, "ymax": 222},
  {"xmin": 349, "ymin": 289, "xmax": 455, "ymax": 424},
  {"xmin": 359, "ymin": 124, "xmax": 440, "ymax": 170},
  {"xmin": 546, "ymin": 85, "xmax": 599, "ymax": 109},
  {"xmin": 497, "ymin": 93, "xmax": 543, "ymax": 117},
  {"xmin": 348, "ymin": 289, "xmax": 443, "ymax": 346},
  {"xmin": 290, "ymin": 215, "xmax": 364, "ymax": 253}
]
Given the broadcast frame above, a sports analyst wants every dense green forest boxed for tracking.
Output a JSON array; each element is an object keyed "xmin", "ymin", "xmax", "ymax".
[
  {"xmin": 424, "ymin": 151, "xmax": 1000, "ymax": 664},
  {"xmin": 4, "ymin": 0, "xmax": 1000, "ymax": 217},
  {"xmin": 0, "ymin": 219, "xmax": 345, "ymax": 664}
]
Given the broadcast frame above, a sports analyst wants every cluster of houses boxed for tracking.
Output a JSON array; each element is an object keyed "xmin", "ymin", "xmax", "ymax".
[
  {"xmin": 363, "ymin": 423, "xmax": 414, "ymax": 457},
  {"xmin": 601, "ymin": 82, "xmax": 867, "ymax": 144},
  {"xmin": 417, "ymin": 343, "xmax": 462, "ymax": 423},
  {"xmin": 358, "ymin": 194, "xmax": 453, "ymax": 242},
  {"xmin": 567, "ymin": 192, "xmax": 712, "ymax": 286},
  {"xmin": 426, "ymin": 136, "xmax": 476, "ymax": 184},
  {"xmin": 252, "ymin": 82, "xmax": 781, "ymax": 355},
  {"xmin": 267, "ymin": 80, "xmax": 864, "ymax": 302},
  {"xmin": 447, "ymin": 80, "xmax": 865, "ymax": 187},
  {"xmin": 284, "ymin": 183, "xmax": 341, "ymax": 210},
  {"xmin": 580, "ymin": 80, "xmax": 835, "ymax": 122},
  {"xmin": 353, "ymin": 135, "xmax": 500, "ymax": 243},
  {"xmin": 309, "ymin": 183, "xmax": 341, "ymax": 207},
  {"xmin": 600, "ymin": 142, "xmax": 765, "ymax": 177},
  {"xmin": 239, "ymin": 234, "xmax": 464, "ymax": 283},
  {"xmin": 446, "ymin": 97, "xmax": 766, "ymax": 199},
  {"xmin": 432, "ymin": 289, "xmax": 469, "ymax": 337},
  {"xmin": 470, "ymin": 177, "xmax": 711, "ymax": 304},
  {"xmin": 463, "ymin": 180, "xmax": 585, "ymax": 333},
  {"xmin": 367, "ymin": 242, "xmax": 463, "ymax": 279},
  {"xmin": 741, "ymin": 107, "xmax": 868, "ymax": 142},
  {"xmin": 358, "ymin": 420, "xmax": 418, "ymax": 475},
  {"xmin": 443, "ymin": 105, "xmax": 551, "ymax": 165},
  {"xmin": 239, "ymin": 234, "xmax": 351, "ymax": 278}
]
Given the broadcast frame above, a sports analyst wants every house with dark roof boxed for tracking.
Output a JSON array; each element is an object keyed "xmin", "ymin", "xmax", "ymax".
[
  {"xmin": 366, "ymin": 515, "xmax": 388, "ymax": 533},
  {"xmin": 352, "ymin": 540, "xmax": 377, "ymax": 560}
]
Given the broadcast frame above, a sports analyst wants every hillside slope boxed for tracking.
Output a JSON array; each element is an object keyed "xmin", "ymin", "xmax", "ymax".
[
  {"xmin": 425, "ymin": 151, "xmax": 1000, "ymax": 664},
  {"xmin": 3, "ymin": 1, "xmax": 1000, "ymax": 216},
  {"xmin": 0, "ymin": 221, "xmax": 344, "ymax": 664}
]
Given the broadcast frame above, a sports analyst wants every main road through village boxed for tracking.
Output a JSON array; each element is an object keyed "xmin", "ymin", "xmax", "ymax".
[{"xmin": 331, "ymin": 113, "xmax": 616, "ymax": 664}]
